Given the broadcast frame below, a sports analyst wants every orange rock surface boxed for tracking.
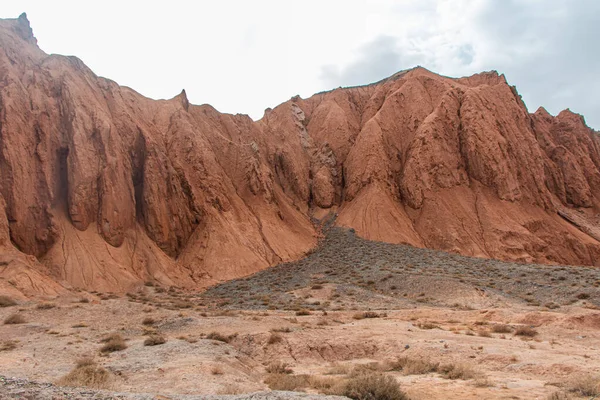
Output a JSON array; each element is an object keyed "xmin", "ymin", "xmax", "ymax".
[{"xmin": 0, "ymin": 14, "xmax": 599, "ymax": 295}]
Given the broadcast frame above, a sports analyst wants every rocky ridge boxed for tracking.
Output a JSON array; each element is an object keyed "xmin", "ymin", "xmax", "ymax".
[{"xmin": 0, "ymin": 14, "xmax": 599, "ymax": 296}]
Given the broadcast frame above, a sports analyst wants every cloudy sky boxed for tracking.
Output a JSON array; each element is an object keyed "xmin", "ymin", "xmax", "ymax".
[{"xmin": 2, "ymin": 0, "xmax": 599, "ymax": 129}]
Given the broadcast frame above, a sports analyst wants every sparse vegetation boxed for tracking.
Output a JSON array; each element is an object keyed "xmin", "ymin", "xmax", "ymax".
[
  {"xmin": 547, "ymin": 392, "xmax": 570, "ymax": 400},
  {"xmin": 389, "ymin": 357, "xmax": 438, "ymax": 375},
  {"xmin": 99, "ymin": 333, "xmax": 127, "ymax": 353},
  {"xmin": 491, "ymin": 324, "xmax": 513, "ymax": 333},
  {"xmin": 387, "ymin": 357, "xmax": 479, "ymax": 381},
  {"xmin": 0, "ymin": 296, "xmax": 17, "ymax": 307},
  {"xmin": 514, "ymin": 326, "xmax": 538, "ymax": 337},
  {"xmin": 36, "ymin": 302, "xmax": 56, "ymax": 310},
  {"xmin": 4, "ymin": 313, "xmax": 25, "ymax": 325},
  {"xmin": 270, "ymin": 327, "xmax": 292, "ymax": 333},
  {"xmin": 144, "ymin": 335, "xmax": 166, "ymax": 346},
  {"xmin": 353, "ymin": 311, "xmax": 382, "ymax": 320},
  {"xmin": 265, "ymin": 361, "xmax": 293, "ymax": 374},
  {"xmin": 211, "ymin": 365, "xmax": 224, "ymax": 375},
  {"xmin": 567, "ymin": 374, "xmax": 600, "ymax": 396},
  {"xmin": 439, "ymin": 363, "xmax": 479, "ymax": 380},
  {"xmin": 206, "ymin": 332, "xmax": 237, "ymax": 343},
  {"xmin": 0, "ymin": 340, "xmax": 18, "ymax": 351},
  {"xmin": 264, "ymin": 374, "xmax": 308, "ymax": 391},
  {"xmin": 342, "ymin": 372, "xmax": 408, "ymax": 400},
  {"xmin": 267, "ymin": 332, "xmax": 283, "ymax": 344},
  {"xmin": 416, "ymin": 321, "xmax": 440, "ymax": 330},
  {"xmin": 57, "ymin": 358, "xmax": 112, "ymax": 389}
]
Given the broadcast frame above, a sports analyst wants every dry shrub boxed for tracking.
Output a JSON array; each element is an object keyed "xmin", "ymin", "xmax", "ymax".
[
  {"xmin": 547, "ymin": 392, "xmax": 570, "ymax": 400},
  {"xmin": 144, "ymin": 335, "xmax": 166, "ymax": 346},
  {"xmin": 296, "ymin": 309, "xmax": 312, "ymax": 316},
  {"xmin": 389, "ymin": 357, "xmax": 438, "ymax": 375},
  {"xmin": 353, "ymin": 311, "xmax": 381, "ymax": 320},
  {"xmin": 568, "ymin": 374, "xmax": 600, "ymax": 396},
  {"xmin": 264, "ymin": 373, "xmax": 344, "ymax": 394},
  {"xmin": 142, "ymin": 317, "xmax": 155, "ymax": 326},
  {"xmin": 326, "ymin": 363, "xmax": 352, "ymax": 375},
  {"xmin": 474, "ymin": 377, "xmax": 494, "ymax": 387},
  {"xmin": 0, "ymin": 296, "xmax": 17, "ymax": 308},
  {"xmin": 36, "ymin": 302, "xmax": 56, "ymax": 310},
  {"xmin": 211, "ymin": 365, "xmax": 224, "ymax": 375},
  {"xmin": 57, "ymin": 358, "xmax": 112, "ymax": 389},
  {"xmin": 4, "ymin": 313, "xmax": 25, "ymax": 325},
  {"xmin": 206, "ymin": 331, "xmax": 237, "ymax": 343},
  {"xmin": 264, "ymin": 374, "xmax": 308, "ymax": 391},
  {"xmin": 99, "ymin": 333, "xmax": 127, "ymax": 353},
  {"xmin": 416, "ymin": 321, "xmax": 440, "ymax": 330},
  {"xmin": 491, "ymin": 324, "xmax": 512, "ymax": 333},
  {"xmin": 342, "ymin": 372, "xmax": 408, "ymax": 400},
  {"xmin": 270, "ymin": 327, "xmax": 292, "ymax": 333},
  {"xmin": 265, "ymin": 361, "xmax": 293, "ymax": 374},
  {"xmin": 351, "ymin": 362, "xmax": 386, "ymax": 375},
  {"xmin": 267, "ymin": 332, "xmax": 283, "ymax": 345},
  {"xmin": 439, "ymin": 363, "xmax": 479, "ymax": 380},
  {"xmin": 390, "ymin": 357, "xmax": 478, "ymax": 381},
  {"xmin": 309, "ymin": 375, "xmax": 344, "ymax": 393},
  {"xmin": 172, "ymin": 300, "xmax": 192, "ymax": 309},
  {"xmin": 217, "ymin": 383, "xmax": 244, "ymax": 395},
  {"xmin": 514, "ymin": 326, "xmax": 538, "ymax": 337},
  {"xmin": 0, "ymin": 340, "xmax": 18, "ymax": 352}
]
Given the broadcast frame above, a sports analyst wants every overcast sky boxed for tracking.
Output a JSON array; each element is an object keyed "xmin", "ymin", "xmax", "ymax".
[{"xmin": 2, "ymin": 0, "xmax": 599, "ymax": 129}]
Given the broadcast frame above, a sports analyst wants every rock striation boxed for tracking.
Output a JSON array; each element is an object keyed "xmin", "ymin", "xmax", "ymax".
[{"xmin": 0, "ymin": 15, "xmax": 599, "ymax": 295}]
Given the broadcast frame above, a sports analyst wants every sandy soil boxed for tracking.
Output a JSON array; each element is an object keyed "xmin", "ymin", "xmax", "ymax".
[{"xmin": 1, "ymin": 289, "xmax": 600, "ymax": 399}]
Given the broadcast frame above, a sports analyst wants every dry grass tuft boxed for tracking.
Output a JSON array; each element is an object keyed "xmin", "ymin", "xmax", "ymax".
[
  {"xmin": 270, "ymin": 327, "xmax": 292, "ymax": 333},
  {"xmin": 36, "ymin": 302, "xmax": 56, "ymax": 310},
  {"xmin": 514, "ymin": 326, "xmax": 538, "ymax": 337},
  {"xmin": 267, "ymin": 332, "xmax": 283, "ymax": 345},
  {"xmin": 4, "ymin": 313, "xmax": 25, "ymax": 325},
  {"xmin": 389, "ymin": 357, "xmax": 438, "ymax": 375},
  {"xmin": 206, "ymin": 331, "xmax": 237, "ymax": 343},
  {"xmin": 415, "ymin": 321, "xmax": 440, "ymax": 330},
  {"xmin": 211, "ymin": 365, "xmax": 224, "ymax": 375},
  {"xmin": 388, "ymin": 357, "xmax": 479, "ymax": 381},
  {"xmin": 264, "ymin": 374, "xmax": 308, "ymax": 391},
  {"xmin": 99, "ymin": 333, "xmax": 127, "ymax": 353},
  {"xmin": 439, "ymin": 363, "xmax": 479, "ymax": 380},
  {"xmin": 353, "ymin": 311, "xmax": 383, "ymax": 320},
  {"xmin": 0, "ymin": 296, "xmax": 17, "ymax": 308},
  {"xmin": 265, "ymin": 361, "xmax": 293, "ymax": 374},
  {"xmin": 0, "ymin": 340, "xmax": 19, "ymax": 352},
  {"xmin": 57, "ymin": 358, "xmax": 112, "ymax": 389},
  {"xmin": 491, "ymin": 324, "xmax": 513, "ymax": 333},
  {"xmin": 143, "ymin": 335, "xmax": 166, "ymax": 346},
  {"xmin": 567, "ymin": 374, "xmax": 600, "ymax": 396},
  {"xmin": 342, "ymin": 372, "xmax": 408, "ymax": 400},
  {"xmin": 547, "ymin": 392, "xmax": 570, "ymax": 400}
]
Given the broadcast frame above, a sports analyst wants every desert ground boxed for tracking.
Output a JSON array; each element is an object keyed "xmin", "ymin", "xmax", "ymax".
[{"xmin": 1, "ymin": 227, "xmax": 600, "ymax": 399}]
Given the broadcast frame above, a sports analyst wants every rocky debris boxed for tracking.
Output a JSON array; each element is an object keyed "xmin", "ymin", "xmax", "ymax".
[
  {"xmin": 0, "ymin": 376, "xmax": 347, "ymax": 400},
  {"xmin": 0, "ymin": 15, "xmax": 599, "ymax": 295}
]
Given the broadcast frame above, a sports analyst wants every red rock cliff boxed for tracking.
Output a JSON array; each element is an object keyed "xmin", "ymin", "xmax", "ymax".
[{"xmin": 0, "ymin": 15, "xmax": 599, "ymax": 295}]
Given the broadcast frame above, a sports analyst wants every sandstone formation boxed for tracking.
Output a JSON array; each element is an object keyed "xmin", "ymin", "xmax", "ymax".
[{"xmin": 0, "ymin": 14, "xmax": 599, "ymax": 295}]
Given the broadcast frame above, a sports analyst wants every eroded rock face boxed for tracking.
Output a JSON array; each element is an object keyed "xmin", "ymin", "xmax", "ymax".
[{"xmin": 0, "ymin": 15, "xmax": 599, "ymax": 295}]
